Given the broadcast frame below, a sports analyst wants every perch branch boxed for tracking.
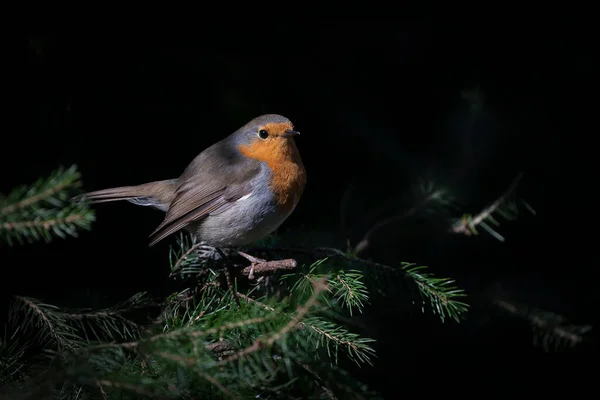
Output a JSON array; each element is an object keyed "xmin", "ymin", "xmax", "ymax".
[{"xmin": 238, "ymin": 258, "xmax": 297, "ymax": 278}]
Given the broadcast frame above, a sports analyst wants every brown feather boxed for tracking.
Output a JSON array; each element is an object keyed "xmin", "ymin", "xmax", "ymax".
[
  {"xmin": 74, "ymin": 180, "xmax": 177, "ymax": 207},
  {"xmin": 147, "ymin": 143, "xmax": 262, "ymax": 246}
]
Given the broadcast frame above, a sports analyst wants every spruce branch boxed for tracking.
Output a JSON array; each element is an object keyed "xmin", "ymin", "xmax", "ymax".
[
  {"xmin": 3, "ymin": 290, "xmax": 154, "ymax": 384},
  {"xmin": 0, "ymin": 165, "xmax": 95, "ymax": 246},
  {"xmin": 493, "ymin": 298, "xmax": 593, "ymax": 352},
  {"xmin": 283, "ymin": 259, "xmax": 368, "ymax": 316},
  {"xmin": 4, "ymin": 244, "xmax": 379, "ymax": 398},
  {"xmin": 330, "ymin": 270, "xmax": 369, "ymax": 316},
  {"xmin": 168, "ymin": 234, "xmax": 207, "ymax": 278},
  {"xmin": 401, "ymin": 263, "xmax": 469, "ymax": 323},
  {"xmin": 252, "ymin": 247, "xmax": 470, "ymax": 323},
  {"xmin": 301, "ymin": 317, "xmax": 376, "ymax": 365},
  {"xmin": 218, "ymin": 277, "xmax": 328, "ymax": 364},
  {"xmin": 63, "ymin": 292, "xmax": 150, "ymax": 342},
  {"xmin": 353, "ymin": 179, "xmax": 456, "ymax": 255},
  {"xmin": 9, "ymin": 296, "xmax": 81, "ymax": 351},
  {"xmin": 237, "ymin": 286, "xmax": 376, "ymax": 366},
  {"xmin": 52, "ymin": 279, "xmax": 334, "ymax": 399},
  {"xmin": 451, "ymin": 172, "xmax": 535, "ymax": 242},
  {"xmin": 0, "ymin": 165, "xmax": 81, "ymax": 215},
  {"xmin": 0, "ymin": 326, "xmax": 29, "ymax": 385},
  {"xmin": 168, "ymin": 233, "xmax": 298, "ymax": 283}
]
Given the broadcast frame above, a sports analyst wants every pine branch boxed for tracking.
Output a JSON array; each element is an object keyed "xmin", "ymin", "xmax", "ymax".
[
  {"xmin": 0, "ymin": 165, "xmax": 82, "ymax": 215},
  {"xmin": 9, "ymin": 275, "xmax": 378, "ymax": 399},
  {"xmin": 251, "ymin": 247, "xmax": 470, "ymax": 323},
  {"xmin": 301, "ymin": 316, "xmax": 376, "ymax": 365},
  {"xmin": 493, "ymin": 298, "xmax": 593, "ymax": 352},
  {"xmin": 63, "ymin": 292, "xmax": 150, "ymax": 342},
  {"xmin": 0, "ymin": 326, "xmax": 29, "ymax": 385},
  {"xmin": 3, "ymin": 242, "xmax": 380, "ymax": 398},
  {"xmin": 400, "ymin": 263, "xmax": 469, "ymax": 323},
  {"xmin": 9, "ymin": 296, "xmax": 81, "ymax": 351},
  {"xmin": 282, "ymin": 258, "xmax": 369, "ymax": 317},
  {"xmin": 237, "ymin": 286, "xmax": 376, "ymax": 366},
  {"xmin": 54, "ymin": 382, "xmax": 89, "ymax": 400},
  {"xmin": 0, "ymin": 165, "xmax": 95, "ymax": 246},
  {"xmin": 451, "ymin": 172, "xmax": 535, "ymax": 241},
  {"xmin": 353, "ymin": 179, "xmax": 457, "ymax": 255},
  {"xmin": 168, "ymin": 234, "xmax": 207, "ymax": 278},
  {"xmin": 48, "ymin": 279, "xmax": 334, "ymax": 399},
  {"xmin": 330, "ymin": 270, "xmax": 369, "ymax": 316},
  {"xmin": 9, "ymin": 292, "xmax": 155, "ymax": 349}
]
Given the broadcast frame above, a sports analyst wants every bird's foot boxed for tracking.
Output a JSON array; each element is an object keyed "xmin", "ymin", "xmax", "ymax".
[
  {"xmin": 194, "ymin": 245, "xmax": 232, "ymax": 262},
  {"xmin": 237, "ymin": 251, "xmax": 267, "ymax": 280}
]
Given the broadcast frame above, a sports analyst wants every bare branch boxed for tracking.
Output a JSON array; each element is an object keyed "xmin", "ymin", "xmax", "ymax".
[{"xmin": 238, "ymin": 258, "xmax": 297, "ymax": 277}]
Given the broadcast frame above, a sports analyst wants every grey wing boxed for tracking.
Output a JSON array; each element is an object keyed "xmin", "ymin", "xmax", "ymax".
[
  {"xmin": 148, "ymin": 179, "xmax": 256, "ymax": 246},
  {"xmin": 148, "ymin": 152, "xmax": 261, "ymax": 246}
]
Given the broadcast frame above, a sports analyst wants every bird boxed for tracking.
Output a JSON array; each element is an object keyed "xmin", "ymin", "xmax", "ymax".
[{"xmin": 75, "ymin": 114, "xmax": 306, "ymax": 249}]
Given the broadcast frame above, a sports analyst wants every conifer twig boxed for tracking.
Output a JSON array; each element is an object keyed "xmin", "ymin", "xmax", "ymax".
[
  {"xmin": 220, "ymin": 277, "xmax": 328, "ymax": 364},
  {"xmin": 249, "ymin": 246, "xmax": 469, "ymax": 322},
  {"xmin": 10, "ymin": 296, "xmax": 80, "ymax": 351},
  {"xmin": 237, "ymin": 286, "xmax": 376, "ymax": 365},
  {"xmin": 492, "ymin": 297, "xmax": 593, "ymax": 351},
  {"xmin": 0, "ymin": 165, "xmax": 95, "ymax": 246},
  {"xmin": 354, "ymin": 187, "xmax": 445, "ymax": 255},
  {"xmin": 0, "ymin": 165, "xmax": 81, "ymax": 216},
  {"xmin": 451, "ymin": 172, "xmax": 524, "ymax": 239},
  {"xmin": 400, "ymin": 263, "xmax": 469, "ymax": 323}
]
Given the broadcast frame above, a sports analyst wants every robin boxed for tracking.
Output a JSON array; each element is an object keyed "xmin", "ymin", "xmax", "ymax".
[{"xmin": 76, "ymin": 114, "xmax": 306, "ymax": 251}]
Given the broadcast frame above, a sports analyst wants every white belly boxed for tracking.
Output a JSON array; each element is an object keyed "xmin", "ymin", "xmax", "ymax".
[{"xmin": 195, "ymin": 185, "xmax": 294, "ymax": 247}]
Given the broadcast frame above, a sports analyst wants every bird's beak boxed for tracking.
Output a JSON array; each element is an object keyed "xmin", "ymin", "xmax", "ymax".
[{"xmin": 282, "ymin": 129, "xmax": 300, "ymax": 138}]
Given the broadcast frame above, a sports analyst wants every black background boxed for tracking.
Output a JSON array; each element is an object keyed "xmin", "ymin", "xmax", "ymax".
[{"xmin": 3, "ymin": 24, "xmax": 596, "ymax": 397}]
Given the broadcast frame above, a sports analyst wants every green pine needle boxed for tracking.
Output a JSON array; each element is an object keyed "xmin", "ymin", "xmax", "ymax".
[
  {"xmin": 301, "ymin": 316, "xmax": 376, "ymax": 365},
  {"xmin": 0, "ymin": 164, "xmax": 95, "ymax": 246},
  {"xmin": 9, "ymin": 296, "xmax": 82, "ymax": 351},
  {"xmin": 0, "ymin": 327, "xmax": 29, "ymax": 385},
  {"xmin": 64, "ymin": 292, "xmax": 149, "ymax": 342},
  {"xmin": 401, "ymin": 263, "xmax": 469, "ymax": 323},
  {"xmin": 330, "ymin": 270, "xmax": 369, "ymax": 316}
]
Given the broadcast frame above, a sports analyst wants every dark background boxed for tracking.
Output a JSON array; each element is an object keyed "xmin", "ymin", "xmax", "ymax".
[{"xmin": 3, "ymin": 24, "xmax": 596, "ymax": 397}]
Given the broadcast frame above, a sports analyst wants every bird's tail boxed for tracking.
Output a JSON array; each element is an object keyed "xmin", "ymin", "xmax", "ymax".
[{"xmin": 73, "ymin": 179, "xmax": 178, "ymax": 211}]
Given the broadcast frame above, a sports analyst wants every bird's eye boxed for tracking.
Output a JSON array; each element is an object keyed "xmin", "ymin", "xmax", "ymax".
[{"xmin": 258, "ymin": 129, "xmax": 269, "ymax": 139}]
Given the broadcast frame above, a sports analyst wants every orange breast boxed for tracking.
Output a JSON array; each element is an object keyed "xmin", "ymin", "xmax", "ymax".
[{"xmin": 238, "ymin": 137, "xmax": 306, "ymax": 214}]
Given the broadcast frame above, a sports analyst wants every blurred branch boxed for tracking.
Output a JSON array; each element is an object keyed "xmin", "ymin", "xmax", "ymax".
[
  {"xmin": 9, "ymin": 296, "xmax": 80, "ymax": 351},
  {"xmin": 0, "ymin": 165, "xmax": 95, "ymax": 246},
  {"xmin": 492, "ymin": 297, "xmax": 593, "ymax": 352},
  {"xmin": 63, "ymin": 292, "xmax": 152, "ymax": 342},
  {"xmin": 353, "ymin": 187, "xmax": 445, "ymax": 255},
  {"xmin": 451, "ymin": 172, "xmax": 525, "ymax": 240}
]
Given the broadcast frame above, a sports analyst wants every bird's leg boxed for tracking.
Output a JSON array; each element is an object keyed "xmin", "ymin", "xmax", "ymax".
[
  {"xmin": 195, "ymin": 244, "xmax": 230, "ymax": 262},
  {"xmin": 215, "ymin": 247, "xmax": 241, "ymax": 307},
  {"xmin": 236, "ymin": 250, "xmax": 267, "ymax": 280}
]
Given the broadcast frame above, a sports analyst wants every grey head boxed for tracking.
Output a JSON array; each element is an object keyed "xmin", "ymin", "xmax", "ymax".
[{"xmin": 227, "ymin": 114, "xmax": 299, "ymax": 146}]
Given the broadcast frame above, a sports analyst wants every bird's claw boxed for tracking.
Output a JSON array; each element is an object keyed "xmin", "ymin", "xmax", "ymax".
[
  {"xmin": 195, "ymin": 245, "xmax": 230, "ymax": 261},
  {"xmin": 237, "ymin": 251, "xmax": 267, "ymax": 281}
]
